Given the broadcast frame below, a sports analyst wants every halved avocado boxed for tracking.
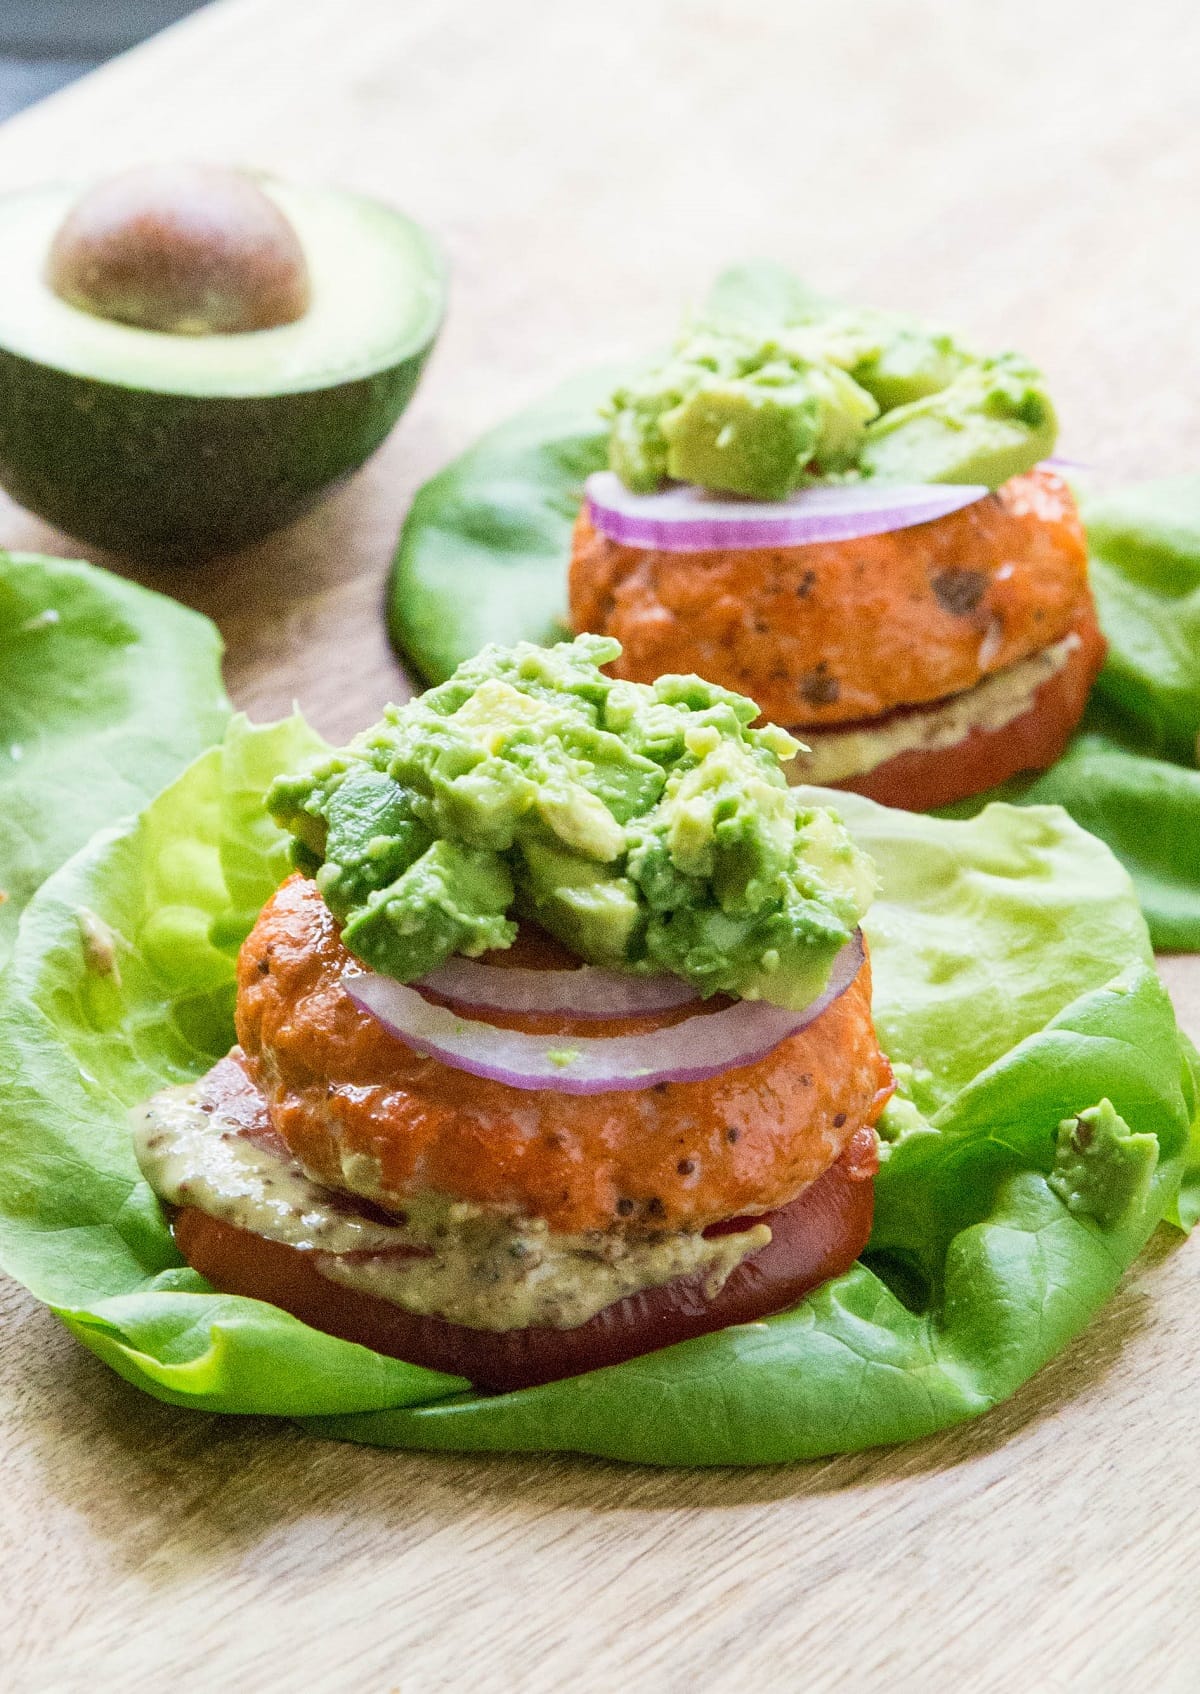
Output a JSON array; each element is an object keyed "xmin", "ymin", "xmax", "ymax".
[{"xmin": 0, "ymin": 178, "xmax": 446, "ymax": 560}]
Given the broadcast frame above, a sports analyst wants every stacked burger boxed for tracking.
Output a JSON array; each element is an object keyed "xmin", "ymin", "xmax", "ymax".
[
  {"xmin": 133, "ymin": 636, "xmax": 894, "ymax": 1391},
  {"xmin": 570, "ymin": 297, "xmax": 1105, "ymax": 810}
]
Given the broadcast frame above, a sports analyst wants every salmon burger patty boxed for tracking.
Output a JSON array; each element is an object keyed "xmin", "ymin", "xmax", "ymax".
[
  {"xmin": 569, "ymin": 465, "xmax": 1104, "ymax": 806},
  {"xmin": 232, "ymin": 876, "xmax": 893, "ymax": 1238}
]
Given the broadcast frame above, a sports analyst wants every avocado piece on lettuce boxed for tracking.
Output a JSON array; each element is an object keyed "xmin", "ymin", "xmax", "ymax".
[
  {"xmin": 1049, "ymin": 1099, "xmax": 1158, "ymax": 1231},
  {"xmin": 266, "ymin": 633, "xmax": 873, "ymax": 1005}
]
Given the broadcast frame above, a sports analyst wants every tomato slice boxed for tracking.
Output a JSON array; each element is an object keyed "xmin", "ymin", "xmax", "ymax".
[
  {"xmin": 172, "ymin": 1130, "xmax": 877, "ymax": 1393},
  {"xmin": 832, "ymin": 604, "xmax": 1107, "ymax": 812}
]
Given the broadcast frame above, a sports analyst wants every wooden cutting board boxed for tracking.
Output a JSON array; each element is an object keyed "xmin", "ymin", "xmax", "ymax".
[{"xmin": 1, "ymin": 3, "xmax": 1197, "ymax": 1688}]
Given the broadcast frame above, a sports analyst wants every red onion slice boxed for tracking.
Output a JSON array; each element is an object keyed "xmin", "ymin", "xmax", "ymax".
[
  {"xmin": 416, "ymin": 955, "xmax": 699, "ymax": 1018},
  {"xmin": 585, "ymin": 471, "xmax": 988, "ymax": 553},
  {"xmin": 346, "ymin": 932, "xmax": 864, "ymax": 1095}
]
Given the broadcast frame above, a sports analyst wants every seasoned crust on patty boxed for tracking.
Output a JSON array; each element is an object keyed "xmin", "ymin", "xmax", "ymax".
[
  {"xmin": 235, "ymin": 876, "xmax": 894, "ymax": 1237},
  {"xmin": 568, "ymin": 465, "xmax": 1091, "ymax": 727}
]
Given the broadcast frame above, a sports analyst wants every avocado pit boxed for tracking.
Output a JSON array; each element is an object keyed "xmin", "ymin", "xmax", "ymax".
[{"xmin": 44, "ymin": 162, "xmax": 311, "ymax": 335}]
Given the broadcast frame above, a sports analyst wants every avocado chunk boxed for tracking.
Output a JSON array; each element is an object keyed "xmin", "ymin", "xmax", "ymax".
[
  {"xmin": 608, "ymin": 330, "xmax": 879, "ymax": 500},
  {"xmin": 846, "ymin": 317, "xmax": 971, "ymax": 411},
  {"xmin": 1048, "ymin": 1099, "xmax": 1158, "ymax": 1231},
  {"xmin": 661, "ymin": 359, "xmax": 878, "ymax": 497},
  {"xmin": 519, "ymin": 839, "xmax": 645, "ymax": 966},
  {"xmin": 858, "ymin": 354, "xmax": 1057, "ymax": 488},
  {"xmin": 342, "ymin": 840, "xmax": 517, "ymax": 984},
  {"xmin": 0, "ymin": 175, "xmax": 446, "ymax": 559},
  {"xmin": 316, "ymin": 765, "xmax": 433, "ymax": 911},
  {"xmin": 268, "ymin": 634, "xmax": 875, "ymax": 1006},
  {"xmin": 660, "ymin": 371, "xmax": 824, "ymax": 499},
  {"xmin": 755, "ymin": 307, "xmax": 972, "ymax": 413}
]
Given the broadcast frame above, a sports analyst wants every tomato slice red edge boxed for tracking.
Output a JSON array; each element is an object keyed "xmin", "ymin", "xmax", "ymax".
[
  {"xmin": 172, "ymin": 1132, "xmax": 878, "ymax": 1394},
  {"xmin": 827, "ymin": 605, "xmax": 1107, "ymax": 812}
]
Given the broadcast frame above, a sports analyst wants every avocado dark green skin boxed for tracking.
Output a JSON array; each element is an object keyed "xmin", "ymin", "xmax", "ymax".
[{"xmin": 0, "ymin": 338, "xmax": 436, "ymax": 562}]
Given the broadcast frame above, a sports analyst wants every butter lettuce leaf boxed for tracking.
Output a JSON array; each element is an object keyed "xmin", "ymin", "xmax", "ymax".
[
  {"xmin": 0, "ymin": 719, "xmax": 1192, "ymax": 1462},
  {"xmin": 974, "ymin": 717, "xmax": 1200, "ymax": 950},
  {"xmin": 1086, "ymin": 475, "xmax": 1200, "ymax": 762},
  {"xmin": 389, "ymin": 283, "xmax": 1200, "ymax": 946},
  {"xmin": 1171, "ymin": 1036, "xmax": 1200, "ymax": 1233},
  {"xmin": 0, "ymin": 715, "xmax": 465, "ymax": 1415},
  {"xmin": 0, "ymin": 551, "xmax": 229, "ymax": 964},
  {"xmin": 938, "ymin": 478, "xmax": 1200, "ymax": 946}
]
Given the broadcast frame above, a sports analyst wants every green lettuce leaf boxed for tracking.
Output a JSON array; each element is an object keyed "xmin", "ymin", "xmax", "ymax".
[
  {"xmin": 0, "ymin": 713, "xmax": 464, "ymax": 1415},
  {"xmin": 939, "ymin": 480, "xmax": 1200, "ymax": 945},
  {"xmin": 1086, "ymin": 476, "xmax": 1200, "ymax": 762},
  {"xmin": 0, "ymin": 718, "xmax": 1192, "ymax": 1462},
  {"xmin": 700, "ymin": 260, "xmax": 830, "ymax": 330},
  {"xmin": 1018, "ymin": 481, "xmax": 1200, "ymax": 944},
  {"xmin": 0, "ymin": 551, "xmax": 230, "ymax": 963},
  {"xmin": 1170, "ymin": 1036, "xmax": 1200, "ymax": 1233},
  {"xmin": 387, "ymin": 270, "xmax": 1200, "ymax": 947},
  {"xmin": 389, "ymin": 368, "xmax": 617, "ymax": 684},
  {"xmin": 956, "ymin": 712, "xmax": 1200, "ymax": 950}
]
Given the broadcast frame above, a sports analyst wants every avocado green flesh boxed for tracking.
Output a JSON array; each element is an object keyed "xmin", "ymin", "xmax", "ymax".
[
  {"xmin": 606, "ymin": 306, "xmax": 1057, "ymax": 499},
  {"xmin": 0, "ymin": 182, "xmax": 443, "ymax": 393},
  {"xmin": 268, "ymin": 634, "xmax": 876, "ymax": 1008},
  {"xmin": 857, "ymin": 355, "xmax": 1058, "ymax": 487},
  {"xmin": 0, "ymin": 181, "xmax": 446, "ymax": 559},
  {"xmin": 1048, "ymin": 1099, "xmax": 1159, "ymax": 1231}
]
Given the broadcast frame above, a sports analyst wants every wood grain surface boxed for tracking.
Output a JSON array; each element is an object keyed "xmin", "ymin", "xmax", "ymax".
[{"xmin": 1, "ymin": 2, "xmax": 1197, "ymax": 1689}]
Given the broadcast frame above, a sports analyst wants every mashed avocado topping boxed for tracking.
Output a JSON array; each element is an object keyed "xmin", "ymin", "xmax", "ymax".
[
  {"xmin": 606, "ymin": 299, "xmax": 1056, "ymax": 499},
  {"xmin": 268, "ymin": 634, "xmax": 874, "ymax": 1007}
]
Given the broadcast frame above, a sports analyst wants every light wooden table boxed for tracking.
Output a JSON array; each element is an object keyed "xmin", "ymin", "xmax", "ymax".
[{"xmin": 2, "ymin": 3, "xmax": 1198, "ymax": 1689}]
